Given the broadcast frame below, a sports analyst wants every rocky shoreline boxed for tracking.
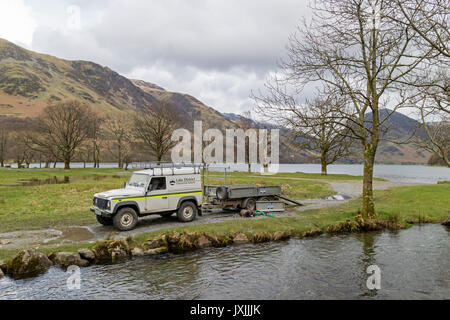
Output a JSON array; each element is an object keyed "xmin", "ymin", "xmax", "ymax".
[{"xmin": 3, "ymin": 216, "xmax": 439, "ymax": 281}]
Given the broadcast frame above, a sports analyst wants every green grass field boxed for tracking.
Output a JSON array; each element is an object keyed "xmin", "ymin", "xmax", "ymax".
[{"xmin": 0, "ymin": 168, "xmax": 334, "ymax": 233}]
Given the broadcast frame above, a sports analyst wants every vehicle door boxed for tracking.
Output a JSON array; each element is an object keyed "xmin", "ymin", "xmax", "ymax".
[{"xmin": 146, "ymin": 177, "xmax": 169, "ymax": 212}]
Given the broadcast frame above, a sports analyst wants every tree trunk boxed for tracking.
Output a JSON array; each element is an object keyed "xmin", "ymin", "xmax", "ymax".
[
  {"xmin": 247, "ymin": 163, "xmax": 251, "ymax": 173},
  {"xmin": 321, "ymin": 152, "xmax": 327, "ymax": 175},
  {"xmin": 361, "ymin": 146, "xmax": 377, "ymax": 220},
  {"xmin": 118, "ymin": 143, "xmax": 123, "ymax": 169},
  {"xmin": 64, "ymin": 156, "xmax": 71, "ymax": 170}
]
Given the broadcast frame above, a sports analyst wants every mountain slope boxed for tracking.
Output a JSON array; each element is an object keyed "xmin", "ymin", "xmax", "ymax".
[
  {"xmin": 0, "ymin": 38, "xmax": 235, "ymax": 132},
  {"xmin": 224, "ymin": 111, "xmax": 432, "ymax": 164},
  {"xmin": 0, "ymin": 38, "xmax": 431, "ymax": 164}
]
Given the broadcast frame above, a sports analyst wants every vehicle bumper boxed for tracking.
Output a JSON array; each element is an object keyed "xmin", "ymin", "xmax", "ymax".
[{"xmin": 90, "ymin": 208, "xmax": 112, "ymax": 217}]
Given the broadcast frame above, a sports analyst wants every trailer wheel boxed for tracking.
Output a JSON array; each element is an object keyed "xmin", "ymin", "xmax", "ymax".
[
  {"xmin": 243, "ymin": 198, "xmax": 256, "ymax": 211},
  {"xmin": 96, "ymin": 215, "xmax": 113, "ymax": 226},
  {"xmin": 177, "ymin": 201, "xmax": 198, "ymax": 222},
  {"xmin": 113, "ymin": 207, "xmax": 138, "ymax": 231}
]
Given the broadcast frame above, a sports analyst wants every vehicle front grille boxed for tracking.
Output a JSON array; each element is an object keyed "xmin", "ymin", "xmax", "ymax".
[{"xmin": 94, "ymin": 197, "xmax": 109, "ymax": 210}]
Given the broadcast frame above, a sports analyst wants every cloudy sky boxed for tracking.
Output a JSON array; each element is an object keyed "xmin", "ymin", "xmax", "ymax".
[{"xmin": 0, "ymin": 0, "xmax": 310, "ymax": 114}]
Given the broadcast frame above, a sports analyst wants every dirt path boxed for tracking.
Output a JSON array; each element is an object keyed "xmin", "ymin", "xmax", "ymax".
[{"xmin": 0, "ymin": 179, "xmax": 419, "ymax": 252}]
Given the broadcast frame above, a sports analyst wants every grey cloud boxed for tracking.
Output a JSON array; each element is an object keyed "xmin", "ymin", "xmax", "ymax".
[
  {"xmin": 29, "ymin": 0, "xmax": 311, "ymax": 114},
  {"xmin": 90, "ymin": 0, "xmax": 308, "ymax": 71}
]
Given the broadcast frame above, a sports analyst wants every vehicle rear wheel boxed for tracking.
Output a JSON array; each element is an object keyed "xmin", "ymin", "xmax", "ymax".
[
  {"xmin": 243, "ymin": 198, "xmax": 256, "ymax": 211},
  {"xmin": 96, "ymin": 215, "xmax": 113, "ymax": 226},
  {"xmin": 177, "ymin": 201, "xmax": 198, "ymax": 223},
  {"xmin": 113, "ymin": 207, "xmax": 138, "ymax": 231}
]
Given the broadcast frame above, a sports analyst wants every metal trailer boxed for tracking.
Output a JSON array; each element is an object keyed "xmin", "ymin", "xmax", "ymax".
[
  {"xmin": 202, "ymin": 165, "xmax": 284, "ymax": 211},
  {"xmin": 203, "ymin": 183, "xmax": 283, "ymax": 211}
]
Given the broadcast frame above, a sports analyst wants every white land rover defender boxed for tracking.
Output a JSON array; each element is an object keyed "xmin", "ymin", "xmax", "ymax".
[{"xmin": 91, "ymin": 166, "xmax": 203, "ymax": 231}]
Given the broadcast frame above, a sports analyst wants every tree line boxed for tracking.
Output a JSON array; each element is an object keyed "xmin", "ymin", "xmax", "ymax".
[{"xmin": 0, "ymin": 100, "xmax": 181, "ymax": 169}]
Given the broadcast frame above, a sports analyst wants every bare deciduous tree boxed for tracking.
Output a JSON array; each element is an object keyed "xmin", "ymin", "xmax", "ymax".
[
  {"xmin": 90, "ymin": 114, "xmax": 103, "ymax": 169},
  {"xmin": 10, "ymin": 133, "xmax": 35, "ymax": 168},
  {"xmin": 396, "ymin": 0, "xmax": 449, "ymax": 58},
  {"xmin": 415, "ymin": 93, "xmax": 450, "ymax": 167},
  {"xmin": 254, "ymin": 0, "xmax": 432, "ymax": 220},
  {"xmin": 237, "ymin": 111, "xmax": 257, "ymax": 173},
  {"xmin": 33, "ymin": 100, "xmax": 95, "ymax": 169},
  {"xmin": 23, "ymin": 128, "xmax": 60, "ymax": 168},
  {"xmin": 283, "ymin": 95, "xmax": 353, "ymax": 175},
  {"xmin": 134, "ymin": 101, "xmax": 181, "ymax": 164},
  {"xmin": 0, "ymin": 123, "xmax": 8, "ymax": 167},
  {"xmin": 396, "ymin": 0, "xmax": 449, "ymax": 166},
  {"xmin": 104, "ymin": 114, "xmax": 133, "ymax": 169}
]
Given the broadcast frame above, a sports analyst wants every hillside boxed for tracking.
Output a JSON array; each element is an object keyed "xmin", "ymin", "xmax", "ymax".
[
  {"xmin": 0, "ymin": 38, "xmax": 431, "ymax": 164},
  {"xmin": 224, "ymin": 111, "xmax": 432, "ymax": 165},
  {"xmin": 0, "ymin": 38, "xmax": 235, "ymax": 132}
]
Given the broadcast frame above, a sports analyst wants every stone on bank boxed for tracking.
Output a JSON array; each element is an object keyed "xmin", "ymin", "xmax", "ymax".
[
  {"xmin": 233, "ymin": 233, "xmax": 249, "ymax": 244},
  {"xmin": 0, "ymin": 260, "xmax": 6, "ymax": 274},
  {"xmin": 77, "ymin": 249, "xmax": 96, "ymax": 262},
  {"xmin": 92, "ymin": 239, "xmax": 131, "ymax": 264},
  {"xmin": 6, "ymin": 249, "xmax": 53, "ymax": 279},
  {"xmin": 48, "ymin": 252, "xmax": 90, "ymax": 268}
]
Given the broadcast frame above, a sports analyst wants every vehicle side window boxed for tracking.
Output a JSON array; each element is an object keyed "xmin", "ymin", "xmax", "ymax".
[{"xmin": 149, "ymin": 177, "xmax": 166, "ymax": 191}]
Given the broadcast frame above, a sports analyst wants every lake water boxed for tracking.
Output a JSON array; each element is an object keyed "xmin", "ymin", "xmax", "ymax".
[
  {"xmin": 7, "ymin": 162, "xmax": 450, "ymax": 184},
  {"xmin": 1, "ymin": 224, "xmax": 448, "ymax": 300},
  {"xmin": 229, "ymin": 163, "xmax": 450, "ymax": 184}
]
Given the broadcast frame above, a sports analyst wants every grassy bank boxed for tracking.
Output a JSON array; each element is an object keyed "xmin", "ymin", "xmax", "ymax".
[
  {"xmin": 1, "ymin": 183, "xmax": 446, "ymax": 262},
  {"xmin": 132, "ymin": 184, "xmax": 450, "ymax": 243},
  {"xmin": 0, "ymin": 168, "xmax": 334, "ymax": 233}
]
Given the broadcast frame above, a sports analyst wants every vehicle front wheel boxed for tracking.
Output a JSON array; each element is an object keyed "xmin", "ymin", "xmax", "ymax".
[
  {"xmin": 96, "ymin": 215, "xmax": 113, "ymax": 226},
  {"xmin": 177, "ymin": 201, "xmax": 198, "ymax": 223},
  {"xmin": 113, "ymin": 207, "xmax": 138, "ymax": 231}
]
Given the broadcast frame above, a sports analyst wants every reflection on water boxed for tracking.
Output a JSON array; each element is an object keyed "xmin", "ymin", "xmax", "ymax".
[
  {"xmin": 0, "ymin": 224, "xmax": 449, "ymax": 300},
  {"xmin": 0, "ymin": 175, "xmax": 108, "ymax": 187}
]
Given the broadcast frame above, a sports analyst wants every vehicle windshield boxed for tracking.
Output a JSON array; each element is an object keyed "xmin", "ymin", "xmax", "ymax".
[{"xmin": 127, "ymin": 174, "xmax": 150, "ymax": 188}]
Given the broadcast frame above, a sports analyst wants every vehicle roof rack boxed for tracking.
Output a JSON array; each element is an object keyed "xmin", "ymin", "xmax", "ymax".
[{"xmin": 131, "ymin": 162, "xmax": 204, "ymax": 175}]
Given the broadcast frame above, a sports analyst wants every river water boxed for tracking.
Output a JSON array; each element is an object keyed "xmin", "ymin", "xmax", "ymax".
[{"xmin": 1, "ymin": 224, "xmax": 448, "ymax": 300}]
